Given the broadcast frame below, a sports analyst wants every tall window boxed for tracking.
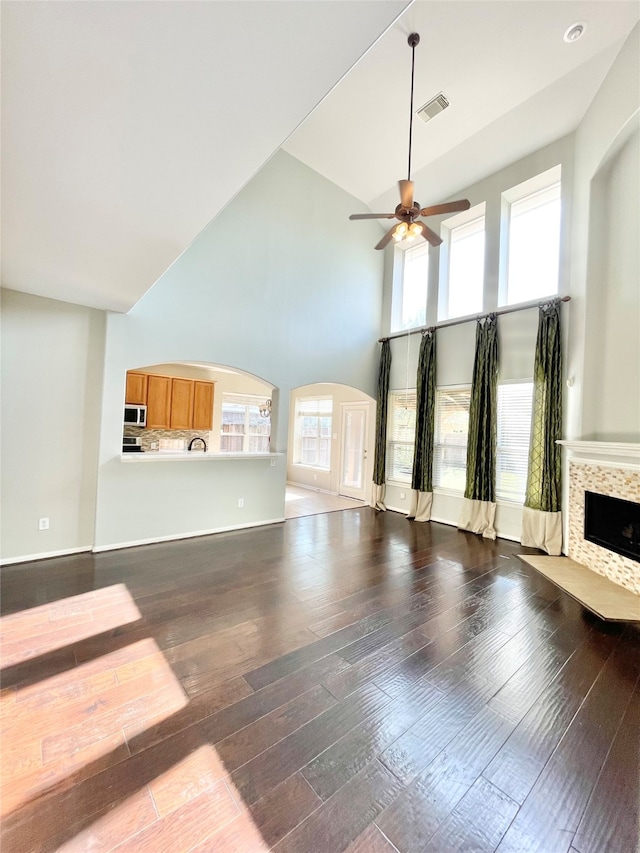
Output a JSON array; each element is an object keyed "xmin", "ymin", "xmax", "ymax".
[
  {"xmin": 501, "ymin": 166, "xmax": 561, "ymax": 305},
  {"xmin": 391, "ymin": 243, "xmax": 429, "ymax": 332},
  {"xmin": 496, "ymin": 382, "xmax": 534, "ymax": 503},
  {"xmin": 387, "ymin": 392, "xmax": 417, "ymax": 483},
  {"xmin": 439, "ymin": 204, "xmax": 485, "ymax": 321},
  {"xmin": 433, "ymin": 387, "xmax": 471, "ymax": 492},
  {"xmin": 220, "ymin": 394, "xmax": 270, "ymax": 453},
  {"xmin": 293, "ymin": 398, "xmax": 332, "ymax": 469}
]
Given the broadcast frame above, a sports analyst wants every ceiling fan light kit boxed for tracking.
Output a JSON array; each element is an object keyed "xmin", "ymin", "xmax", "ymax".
[{"xmin": 349, "ymin": 33, "xmax": 470, "ymax": 250}]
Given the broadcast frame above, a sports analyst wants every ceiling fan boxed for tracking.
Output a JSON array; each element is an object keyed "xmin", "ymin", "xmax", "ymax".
[{"xmin": 349, "ymin": 33, "xmax": 470, "ymax": 250}]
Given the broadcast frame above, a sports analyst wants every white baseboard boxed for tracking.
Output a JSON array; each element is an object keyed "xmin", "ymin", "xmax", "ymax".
[
  {"xmin": 92, "ymin": 517, "xmax": 286, "ymax": 553},
  {"xmin": 0, "ymin": 546, "xmax": 92, "ymax": 567}
]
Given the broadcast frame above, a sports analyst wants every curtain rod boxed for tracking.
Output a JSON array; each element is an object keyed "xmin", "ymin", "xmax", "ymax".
[{"xmin": 379, "ymin": 296, "xmax": 571, "ymax": 343}]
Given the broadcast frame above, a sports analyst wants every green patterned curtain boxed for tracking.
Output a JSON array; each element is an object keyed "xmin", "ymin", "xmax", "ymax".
[
  {"xmin": 465, "ymin": 314, "xmax": 498, "ymax": 502},
  {"xmin": 525, "ymin": 299, "xmax": 562, "ymax": 512},
  {"xmin": 373, "ymin": 339, "xmax": 391, "ymax": 486},
  {"xmin": 411, "ymin": 329, "xmax": 436, "ymax": 493}
]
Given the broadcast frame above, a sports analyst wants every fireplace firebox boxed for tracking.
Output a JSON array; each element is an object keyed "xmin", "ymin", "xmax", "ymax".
[{"xmin": 584, "ymin": 491, "xmax": 640, "ymax": 564}]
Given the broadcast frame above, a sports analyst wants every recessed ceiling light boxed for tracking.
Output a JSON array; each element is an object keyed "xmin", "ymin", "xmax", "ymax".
[{"xmin": 563, "ymin": 22, "xmax": 586, "ymax": 43}]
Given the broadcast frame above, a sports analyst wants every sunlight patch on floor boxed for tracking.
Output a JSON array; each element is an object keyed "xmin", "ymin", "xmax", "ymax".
[
  {"xmin": 0, "ymin": 584, "xmax": 142, "ymax": 667},
  {"xmin": 1, "ymin": 631, "xmax": 187, "ymax": 816}
]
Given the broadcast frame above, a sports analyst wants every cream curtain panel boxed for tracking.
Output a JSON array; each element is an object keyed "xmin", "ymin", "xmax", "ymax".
[
  {"xmin": 521, "ymin": 299, "xmax": 563, "ymax": 554},
  {"xmin": 459, "ymin": 314, "xmax": 498, "ymax": 539},
  {"xmin": 408, "ymin": 329, "xmax": 436, "ymax": 522}
]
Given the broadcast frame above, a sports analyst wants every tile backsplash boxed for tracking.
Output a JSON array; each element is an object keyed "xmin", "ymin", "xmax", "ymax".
[{"xmin": 123, "ymin": 426, "xmax": 211, "ymax": 452}]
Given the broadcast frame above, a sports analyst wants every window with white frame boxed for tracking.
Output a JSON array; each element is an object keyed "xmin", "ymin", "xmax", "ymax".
[
  {"xmin": 387, "ymin": 391, "xmax": 417, "ymax": 483},
  {"xmin": 501, "ymin": 166, "xmax": 561, "ymax": 306},
  {"xmin": 439, "ymin": 204, "xmax": 485, "ymax": 321},
  {"xmin": 496, "ymin": 381, "xmax": 534, "ymax": 503},
  {"xmin": 433, "ymin": 387, "xmax": 471, "ymax": 492},
  {"xmin": 391, "ymin": 242, "xmax": 429, "ymax": 332},
  {"xmin": 220, "ymin": 394, "xmax": 271, "ymax": 453},
  {"xmin": 293, "ymin": 398, "xmax": 332, "ymax": 469}
]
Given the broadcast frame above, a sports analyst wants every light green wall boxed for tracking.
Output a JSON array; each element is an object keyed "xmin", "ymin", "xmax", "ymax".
[
  {"xmin": 94, "ymin": 150, "xmax": 385, "ymax": 549},
  {"xmin": 0, "ymin": 290, "xmax": 105, "ymax": 562}
]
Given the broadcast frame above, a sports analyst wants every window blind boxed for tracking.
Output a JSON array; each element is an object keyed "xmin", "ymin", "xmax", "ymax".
[
  {"xmin": 387, "ymin": 392, "xmax": 417, "ymax": 483},
  {"xmin": 496, "ymin": 382, "xmax": 533, "ymax": 502},
  {"xmin": 433, "ymin": 388, "xmax": 471, "ymax": 492}
]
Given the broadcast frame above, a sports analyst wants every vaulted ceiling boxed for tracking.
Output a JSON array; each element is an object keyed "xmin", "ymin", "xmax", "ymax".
[
  {"xmin": 2, "ymin": 1, "xmax": 638, "ymax": 313},
  {"xmin": 1, "ymin": 0, "xmax": 408, "ymax": 312}
]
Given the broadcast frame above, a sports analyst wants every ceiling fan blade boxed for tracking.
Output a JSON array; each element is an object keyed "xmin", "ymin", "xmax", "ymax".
[
  {"xmin": 415, "ymin": 222, "xmax": 442, "ymax": 247},
  {"xmin": 419, "ymin": 199, "xmax": 471, "ymax": 217},
  {"xmin": 349, "ymin": 213, "xmax": 395, "ymax": 220},
  {"xmin": 375, "ymin": 225, "xmax": 398, "ymax": 251},
  {"xmin": 398, "ymin": 180, "xmax": 414, "ymax": 210}
]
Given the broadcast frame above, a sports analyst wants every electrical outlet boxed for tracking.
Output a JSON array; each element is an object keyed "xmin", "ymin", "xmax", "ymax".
[
  {"xmin": 39, "ymin": 517, "xmax": 49, "ymax": 530},
  {"xmin": 238, "ymin": 498, "xmax": 244, "ymax": 508},
  {"xmin": 270, "ymin": 458, "xmax": 276, "ymax": 467},
  {"xmin": 313, "ymin": 474, "xmax": 317, "ymax": 481},
  {"xmin": 400, "ymin": 492, "xmax": 406, "ymax": 500}
]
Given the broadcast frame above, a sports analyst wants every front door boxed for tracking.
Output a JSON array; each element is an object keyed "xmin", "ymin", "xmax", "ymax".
[{"xmin": 339, "ymin": 404, "xmax": 369, "ymax": 500}]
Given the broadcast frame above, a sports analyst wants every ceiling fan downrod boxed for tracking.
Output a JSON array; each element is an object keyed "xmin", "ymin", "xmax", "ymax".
[
  {"xmin": 407, "ymin": 33, "xmax": 420, "ymax": 183},
  {"xmin": 347, "ymin": 29, "xmax": 470, "ymax": 251}
]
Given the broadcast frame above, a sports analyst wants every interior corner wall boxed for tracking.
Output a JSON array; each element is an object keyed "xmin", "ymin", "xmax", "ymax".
[
  {"xmin": 0, "ymin": 289, "xmax": 105, "ymax": 562},
  {"xmin": 569, "ymin": 22, "xmax": 640, "ymax": 443},
  {"xmin": 93, "ymin": 150, "xmax": 385, "ymax": 550},
  {"xmin": 583, "ymin": 127, "xmax": 639, "ymax": 441}
]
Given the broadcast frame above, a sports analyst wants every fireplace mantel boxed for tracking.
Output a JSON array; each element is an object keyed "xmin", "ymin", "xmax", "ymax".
[{"xmin": 558, "ymin": 440, "xmax": 640, "ymax": 471}]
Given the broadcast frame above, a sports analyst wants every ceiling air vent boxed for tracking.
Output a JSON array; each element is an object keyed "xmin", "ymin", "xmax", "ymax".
[{"xmin": 417, "ymin": 92, "xmax": 450, "ymax": 123}]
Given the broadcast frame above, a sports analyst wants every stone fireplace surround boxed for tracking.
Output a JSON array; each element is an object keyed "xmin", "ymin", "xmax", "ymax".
[{"xmin": 559, "ymin": 441, "xmax": 640, "ymax": 596}]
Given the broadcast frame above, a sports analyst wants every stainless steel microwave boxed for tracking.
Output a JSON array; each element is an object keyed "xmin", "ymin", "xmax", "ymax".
[{"xmin": 124, "ymin": 404, "xmax": 147, "ymax": 426}]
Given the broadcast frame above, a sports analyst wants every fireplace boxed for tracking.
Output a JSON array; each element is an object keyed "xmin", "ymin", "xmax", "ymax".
[
  {"xmin": 559, "ymin": 440, "xmax": 640, "ymax": 595},
  {"xmin": 584, "ymin": 491, "xmax": 640, "ymax": 564}
]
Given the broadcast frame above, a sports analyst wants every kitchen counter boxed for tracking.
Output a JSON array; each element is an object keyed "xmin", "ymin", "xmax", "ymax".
[{"xmin": 120, "ymin": 451, "xmax": 283, "ymax": 462}]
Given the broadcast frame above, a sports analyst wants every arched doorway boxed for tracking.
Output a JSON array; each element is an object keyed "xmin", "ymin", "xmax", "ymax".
[{"xmin": 286, "ymin": 382, "xmax": 375, "ymax": 518}]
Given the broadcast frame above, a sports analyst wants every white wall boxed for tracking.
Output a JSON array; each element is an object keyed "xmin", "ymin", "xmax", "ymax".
[
  {"xmin": 0, "ymin": 290, "xmax": 105, "ymax": 562},
  {"xmin": 287, "ymin": 382, "xmax": 375, "ymax": 496},
  {"xmin": 93, "ymin": 150, "xmax": 385, "ymax": 549}
]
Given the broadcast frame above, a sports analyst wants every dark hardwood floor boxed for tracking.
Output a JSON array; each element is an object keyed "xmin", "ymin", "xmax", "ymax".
[{"xmin": 1, "ymin": 508, "xmax": 638, "ymax": 852}]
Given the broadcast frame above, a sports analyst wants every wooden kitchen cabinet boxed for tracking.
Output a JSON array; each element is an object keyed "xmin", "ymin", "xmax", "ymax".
[
  {"xmin": 192, "ymin": 381, "xmax": 214, "ymax": 431},
  {"xmin": 125, "ymin": 371, "xmax": 148, "ymax": 404},
  {"xmin": 146, "ymin": 375, "xmax": 172, "ymax": 428},
  {"xmin": 126, "ymin": 371, "xmax": 214, "ymax": 431},
  {"xmin": 170, "ymin": 378, "xmax": 195, "ymax": 429}
]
